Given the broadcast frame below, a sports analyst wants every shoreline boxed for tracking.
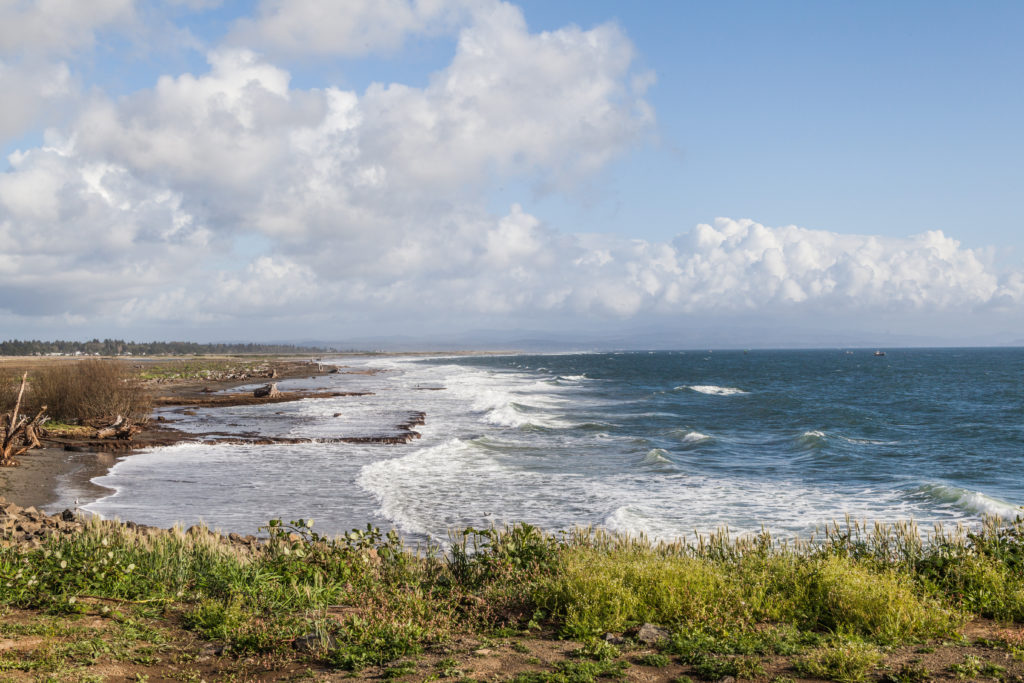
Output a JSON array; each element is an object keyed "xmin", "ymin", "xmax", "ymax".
[
  {"xmin": 0, "ymin": 356, "xmax": 371, "ymax": 512},
  {"xmin": 1, "ymin": 349, "xmax": 513, "ymax": 518}
]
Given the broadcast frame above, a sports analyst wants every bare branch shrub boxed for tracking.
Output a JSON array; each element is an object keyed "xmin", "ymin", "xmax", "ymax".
[
  {"xmin": 0, "ymin": 371, "xmax": 20, "ymax": 412},
  {"xmin": 27, "ymin": 360, "xmax": 152, "ymax": 425}
]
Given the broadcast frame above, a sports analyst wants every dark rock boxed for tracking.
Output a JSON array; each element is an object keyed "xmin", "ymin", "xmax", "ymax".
[
  {"xmin": 602, "ymin": 633, "xmax": 625, "ymax": 645},
  {"xmin": 635, "ymin": 623, "xmax": 670, "ymax": 645},
  {"xmin": 61, "ymin": 509, "xmax": 75, "ymax": 522}
]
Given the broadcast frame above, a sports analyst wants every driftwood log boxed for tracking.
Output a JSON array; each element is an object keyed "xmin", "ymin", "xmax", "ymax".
[
  {"xmin": 1, "ymin": 372, "xmax": 48, "ymax": 466},
  {"xmin": 253, "ymin": 382, "xmax": 281, "ymax": 398},
  {"xmin": 96, "ymin": 415, "xmax": 141, "ymax": 440}
]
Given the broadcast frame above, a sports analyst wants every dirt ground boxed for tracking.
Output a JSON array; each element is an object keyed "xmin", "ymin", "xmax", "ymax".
[{"xmin": 1, "ymin": 606, "xmax": 1023, "ymax": 682}]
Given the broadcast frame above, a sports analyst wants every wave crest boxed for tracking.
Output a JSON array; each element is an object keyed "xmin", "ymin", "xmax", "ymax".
[
  {"xmin": 682, "ymin": 385, "xmax": 748, "ymax": 396},
  {"xmin": 641, "ymin": 448, "xmax": 673, "ymax": 466},
  {"xmin": 915, "ymin": 484, "xmax": 1022, "ymax": 521}
]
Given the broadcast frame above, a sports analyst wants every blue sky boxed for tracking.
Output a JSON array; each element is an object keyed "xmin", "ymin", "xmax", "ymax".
[
  {"xmin": 517, "ymin": 1, "xmax": 1024, "ymax": 250},
  {"xmin": 1, "ymin": 1, "xmax": 1022, "ymax": 346}
]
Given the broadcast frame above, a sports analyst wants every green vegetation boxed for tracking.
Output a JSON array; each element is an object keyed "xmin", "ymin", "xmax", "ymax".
[
  {"xmin": 880, "ymin": 659, "xmax": 932, "ymax": 682},
  {"xmin": 794, "ymin": 641, "xmax": 883, "ymax": 682},
  {"xmin": 136, "ymin": 358, "xmax": 277, "ymax": 381},
  {"xmin": 0, "ymin": 516, "xmax": 1022, "ymax": 680},
  {"xmin": 634, "ymin": 652, "xmax": 671, "ymax": 667}
]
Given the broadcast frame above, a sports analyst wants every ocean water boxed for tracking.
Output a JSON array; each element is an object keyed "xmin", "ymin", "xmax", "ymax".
[{"xmin": 81, "ymin": 349, "xmax": 1024, "ymax": 543}]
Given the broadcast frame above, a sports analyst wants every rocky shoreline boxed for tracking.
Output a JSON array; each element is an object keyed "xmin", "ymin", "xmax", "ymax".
[{"xmin": 0, "ymin": 496, "xmax": 269, "ymax": 552}]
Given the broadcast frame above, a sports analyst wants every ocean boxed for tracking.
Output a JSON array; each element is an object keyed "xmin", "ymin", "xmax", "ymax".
[{"xmin": 80, "ymin": 348, "xmax": 1023, "ymax": 543}]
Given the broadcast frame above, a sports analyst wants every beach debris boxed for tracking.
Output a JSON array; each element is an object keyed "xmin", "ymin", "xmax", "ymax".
[
  {"xmin": 253, "ymin": 382, "xmax": 281, "ymax": 398},
  {"xmin": 95, "ymin": 414, "xmax": 140, "ymax": 440},
  {"xmin": 1, "ymin": 372, "xmax": 49, "ymax": 466}
]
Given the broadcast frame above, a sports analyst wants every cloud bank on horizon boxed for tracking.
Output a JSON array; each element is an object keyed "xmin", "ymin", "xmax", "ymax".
[{"xmin": 0, "ymin": 0, "xmax": 1021, "ymax": 343}]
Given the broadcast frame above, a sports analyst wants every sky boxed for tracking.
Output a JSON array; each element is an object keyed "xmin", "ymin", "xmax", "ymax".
[{"xmin": 1, "ymin": 0, "xmax": 1023, "ymax": 347}]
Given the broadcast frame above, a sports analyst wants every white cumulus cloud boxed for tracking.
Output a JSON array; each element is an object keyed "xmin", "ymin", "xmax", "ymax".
[
  {"xmin": 0, "ymin": 0, "xmax": 136, "ymax": 143},
  {"xmin": 0, "ymin": 0, "xmax": 1020, "ymax": 342},
  {"xmin": 227, "ymin": 0, "xmax": 480, "ymax": 57}
]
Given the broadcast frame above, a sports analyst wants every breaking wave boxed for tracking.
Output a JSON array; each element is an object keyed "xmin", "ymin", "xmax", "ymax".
[
  {"xmin": 682, "ymin": 385, "xmax": 748, "ymax": 396},
  {"xmin": 915, "ymin": 484, "xmax": 1023, "ymax": 521}
]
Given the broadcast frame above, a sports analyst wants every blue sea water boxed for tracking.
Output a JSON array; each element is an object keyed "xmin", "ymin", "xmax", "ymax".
[{"xmin": 81, "ymin": 349, "xmax": 1024, "ymax": 542}]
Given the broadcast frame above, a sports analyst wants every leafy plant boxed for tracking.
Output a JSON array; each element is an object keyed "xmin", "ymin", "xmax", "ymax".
[
  {"xmin": 794, "ymin": 641, "xmax": 882, "ymax": 683},
  {"xmin": 635, "ymin": 652, "xmax": 671, "ymax": 667}
]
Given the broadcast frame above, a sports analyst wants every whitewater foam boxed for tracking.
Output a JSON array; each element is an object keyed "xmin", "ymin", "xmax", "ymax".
[
  {"xmin": 681, "ymin": 431, "xmax": 711, "ymax": 443},
  {"xmin": 684, "ymin": 385, "xmax": 748, "ymax": 396}
]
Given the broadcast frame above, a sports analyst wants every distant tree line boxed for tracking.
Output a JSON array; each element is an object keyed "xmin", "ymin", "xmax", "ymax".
[{"xmin": 0, "ymin": 339, "xmax": 334, "ymax": 356}]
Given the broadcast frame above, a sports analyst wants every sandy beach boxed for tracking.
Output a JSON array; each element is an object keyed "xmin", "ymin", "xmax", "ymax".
[{"xmin": 0, "ymin": 445, "xmax": 112, "ymax": 510}]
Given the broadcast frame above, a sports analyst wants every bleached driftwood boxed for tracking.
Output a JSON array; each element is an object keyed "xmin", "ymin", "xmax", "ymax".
[
  {"xmin": 1, "ymin": 372, "xmax": 48, "ymax": 466},
  {"xmin": 96, "ymin": 414, "xmax": 140, "ymax": 440}
]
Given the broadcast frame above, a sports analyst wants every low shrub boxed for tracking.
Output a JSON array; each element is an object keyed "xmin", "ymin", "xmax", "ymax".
[
  {"xmin": 533, "ymin": 544, "xmax": 959, "ymax": 642},
  {"xmin": 22, "ymin": 360, "xmax": 151, "ymax": 425},
  {"xmin": 791, "ymin": 554, "xmax": 961, "ymax": 642}
]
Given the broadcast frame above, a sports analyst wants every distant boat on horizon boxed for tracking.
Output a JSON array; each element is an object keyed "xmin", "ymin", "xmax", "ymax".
[{"xmin": 874, "ymin": 350, "xmax": 886, "ymax": 357}]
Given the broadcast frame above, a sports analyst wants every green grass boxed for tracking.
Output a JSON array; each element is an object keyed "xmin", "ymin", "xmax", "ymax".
[
  {"xmin": 39, "ymin": 420, "xmax": 95, "ymax": 437},
  {"xmin": 634, "ymin": 652, "xmax": 671, "ymax": 667},
  {"xmin": 0, "ymin": 515, "xmax": 1022, "ymax": 679},
  {"xmin": 794, "ymin": 641, "xmax": 883, "ymax": 682},
  {"xmin": 881, "ymin": 659, "xmax": 932, "ymax": 682},
  {"xmin": 535, "ymin": 534, "xmax": 960, "ymax": 642}
]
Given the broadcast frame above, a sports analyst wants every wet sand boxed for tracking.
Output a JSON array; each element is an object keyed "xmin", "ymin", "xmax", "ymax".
[{"xmin": 0, "ymin": 446, "xmax": 115, "ymax": 511}]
